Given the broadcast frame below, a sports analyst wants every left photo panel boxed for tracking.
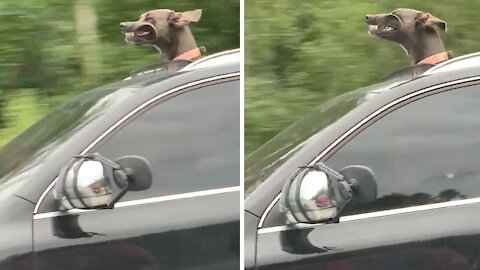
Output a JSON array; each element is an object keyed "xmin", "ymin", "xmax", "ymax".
[{"xmin": 0, "ymin": 1, "xmax": 241, "ymax": 269}]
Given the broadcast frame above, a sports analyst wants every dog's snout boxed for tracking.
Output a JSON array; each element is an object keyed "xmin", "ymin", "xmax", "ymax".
[
  {"xmin": 365, "ymin": 15, "xmax": 376, "ymax": 24},
  {"xmin": 120, "ymin": 22, "xmax": 127, "ymax": 29}
]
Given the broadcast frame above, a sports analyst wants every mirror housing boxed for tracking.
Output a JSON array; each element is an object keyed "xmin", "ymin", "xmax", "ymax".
[
  {"xmin": 280, "ymin": 163, "xmax": 377, "ymax": 224},
  {"xmin": 54, "ymin": 153, "xmax": 152, "ymax": 210}
]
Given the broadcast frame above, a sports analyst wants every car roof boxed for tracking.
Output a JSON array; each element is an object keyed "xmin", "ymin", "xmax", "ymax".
[
  {"xmin": 123, "ymin": 49, "xmax": 240, "ymax": 80},
  {"xmin": 182, "ymin": 49, "xmax": 240, "ymax": 71},
  {"xmin": 74, "ymin": 48, "xmax": 240, "ymax": 142},
  {"xmin": 423, "ymin": 52, "xmax": 480, "ymax": 75},
  {"xmin": 356, "ymin": 52, "xmax": 480, "ymax": 101},
  {"xmin": 83, "ymin": 49, "xmax": 240, "ymax": 114}
]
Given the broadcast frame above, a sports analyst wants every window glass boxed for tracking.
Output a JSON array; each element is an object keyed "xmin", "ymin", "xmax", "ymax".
[
  {"xmin": 95, "ymin": 80, "xmax": 240, "ymax": 201},
  {"xmin": 264, "ymin": 84, "xmax": 480, "ymax": 227},
  {"xmin": 326, "ymin": 85, "xmax": 480, "ymax": 216}
]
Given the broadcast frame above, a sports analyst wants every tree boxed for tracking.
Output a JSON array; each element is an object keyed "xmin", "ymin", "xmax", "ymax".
[{"xmin": 74, "ymin": 0, "xmax": 102, "ymax": 82}]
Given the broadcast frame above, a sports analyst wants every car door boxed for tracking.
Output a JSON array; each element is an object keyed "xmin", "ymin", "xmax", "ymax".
[
  {"xmin": 32, "ymin": 78, "xmax": 240, "ymax": 270},
  {"xmin": 255, "ymin": 82, "xmax": 480, "ymax": 270}
]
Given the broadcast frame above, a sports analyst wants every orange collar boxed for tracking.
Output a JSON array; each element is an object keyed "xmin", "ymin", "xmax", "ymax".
[
  {"xmin": 417, "ymin": 52, "xmax": 451, "ymax": 65},
  {"xmin": 173, "ymin": 48, "xmax": 203, "ymax": 61}
]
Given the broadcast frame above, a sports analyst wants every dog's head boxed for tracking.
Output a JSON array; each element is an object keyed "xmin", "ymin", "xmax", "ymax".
[
  {"xmin": 120, "ymin": 9, "xmax": 202, "ymax": 46},
  {"xmin": 365, "ymin": 8, "xmax": 446, "ymax": 44}
]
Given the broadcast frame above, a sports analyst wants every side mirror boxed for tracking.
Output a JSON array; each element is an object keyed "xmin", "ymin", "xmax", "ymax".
[
  {"xmin": 280, "ymin": 163, "xmax": 377, "ymax": 224},
  {"xmin": 54, "ymin": 153, "xmax": 152, "ymax": 210}
]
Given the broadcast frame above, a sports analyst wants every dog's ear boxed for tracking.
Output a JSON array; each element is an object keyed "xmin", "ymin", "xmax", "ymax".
[
  {"xmin": 417, "ymin": 13, "xmax": 447, "ymax": 32},
  {"xmin": 169, "ymin": 9, "xmax": 202, "ymax": 28}
]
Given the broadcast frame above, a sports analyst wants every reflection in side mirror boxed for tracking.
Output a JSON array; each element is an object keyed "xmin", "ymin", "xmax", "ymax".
[
  {"xmin": 280, "ymin": 163, "xmax": 377, "ymax": 224},
  {"xmin": 54, "ymin": 153, "xmax": 152, "ymax": 210}
]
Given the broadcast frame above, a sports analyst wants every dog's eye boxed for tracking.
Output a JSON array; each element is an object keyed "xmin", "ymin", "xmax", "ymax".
[{"xmin": 144, "ymin": 17, "xmax": 152, "ymax": 22}]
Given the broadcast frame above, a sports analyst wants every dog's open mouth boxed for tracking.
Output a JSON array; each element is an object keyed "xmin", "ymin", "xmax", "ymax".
[
  {"xmin": 124, "ymin": 24, "xmax": 157, "ymax": 44},
  {"xmin": 125, "ymin": 31, "xmax": 151, "ymax": 38},
  {"xmin": 369, "ymin": 24, "xmax": 397, "ymax": 33}
]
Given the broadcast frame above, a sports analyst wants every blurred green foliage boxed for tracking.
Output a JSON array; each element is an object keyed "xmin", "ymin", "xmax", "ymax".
[
  {"xmin": 0, "ymin": 0, "xmax": 239, "ymax": 146},
  {"xmin": 245, "ymin": 0, "xmax": 479, "ymax": 154}
]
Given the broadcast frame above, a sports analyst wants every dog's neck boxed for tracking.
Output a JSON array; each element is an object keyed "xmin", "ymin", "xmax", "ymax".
[
  {"xmin": 152, "ymin": 26, "xmax": 199, "ymax": 62},
  {"xmin": 400, "ymin": 32, "xmax": 448, "ymax": 65}
]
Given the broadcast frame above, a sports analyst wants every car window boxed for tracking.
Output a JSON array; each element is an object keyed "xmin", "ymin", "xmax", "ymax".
[
  {"xmin": 325, "ymin": 84, "xmax": 480, "ymax": 216},
  {"xmin": 264, "ymin": 84, "xmax": 480, "ymax": 227},
  {"xmin": 244, "ymin": 79, "xmax": 414, "ymax": 197},
  {"xmin": 93, "ymin": 80, "xmax": 240, "ymax": 201},
  {"xmin": 95, "ymin": 81, "xmax": 240, "ymax": 201},
  {"xmin": 37, "ymin": 80, "xmax": 239, "ymax": 212}
]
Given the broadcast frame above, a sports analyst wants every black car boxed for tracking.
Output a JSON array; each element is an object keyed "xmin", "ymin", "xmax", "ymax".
[
  {"xmin": 0, "ymin": 49, "xmax": 240, "ymax": 270},
  {"xmin": 245, "ymin": 52, "xmax": 480, "ymax": 270}
]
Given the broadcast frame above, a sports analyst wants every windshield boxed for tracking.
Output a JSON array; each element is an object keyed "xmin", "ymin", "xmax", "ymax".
[
  {"xmin": 0, "ymin": 87, "xmax": 133, "ymax": 186},
  {"xmin": 244, "ymin": 80, "xmax": 406, "ymax": 196}
]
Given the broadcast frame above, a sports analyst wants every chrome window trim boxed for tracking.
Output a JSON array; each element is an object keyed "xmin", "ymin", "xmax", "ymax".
[
  {"xmin": 33, "ymin": 72, "xmax": 240, "ymax": 214},
  {"xmin": 258, "ymin": 193, "xmax": 281, "ymax": 228},
  {"xmin": 34, "ymin": 186, "xmax": 240, "ymax": 220},
  {"xmin": 257, "ymin": 75, "xmax": 480, "ymax": 231},
  {"xmin": 257, "ymin": 197, "xmax": 480, "ymax": 234}
]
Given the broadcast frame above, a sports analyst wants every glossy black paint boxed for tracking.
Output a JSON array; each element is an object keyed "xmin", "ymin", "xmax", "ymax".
[
  {"xmin": 0, "ymin": 197, "xmax": 35, "ymax": 269},
  {"xmin": 34, "ymin": 192, "xmax": 239, "ymax": 270},
  {"xmin": 245, "ymin": 61, "xmax": 480, "ymax": 270},
  {"xmin": 256, "ymin": 202, "xmax": 480, "ymax": 269},
  {"xmin": 244, "ymin": 211, "xmax": 259, "ymax": 270},
  {"xmin": 0, "ymin": 52, "xmax": 240, "ymax": 269}
]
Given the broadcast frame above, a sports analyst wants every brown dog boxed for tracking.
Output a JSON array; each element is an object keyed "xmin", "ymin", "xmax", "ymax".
[
  {"xmin": 365, "ymin": 8, "xmax": 452, "ymax": 66},
  {"xmin": 120, "ymin": 9, "xmax": 205, "ymax": 62}
]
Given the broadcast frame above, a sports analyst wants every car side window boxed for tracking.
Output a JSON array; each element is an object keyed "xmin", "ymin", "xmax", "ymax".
[
  {"xmin": 325, "ymin": 84, "xmax": 480, "ymax": 216},
  {"xmin": 264, "ymin": 84, "xmax": 480, "ymax": 227},
  {"xmin": 93, "ymin": 80, "xmax": 240, "ymax": 201}
]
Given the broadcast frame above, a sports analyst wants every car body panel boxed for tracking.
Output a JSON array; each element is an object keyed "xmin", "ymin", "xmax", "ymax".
[
  {"xmin": 33, "ymin": 191, "xmax": 239, "ymax": 270},
  {"xmin": 246, "ymin": 58, "xmax": 480, "ymax": 269},
  {"xmin": 244, "ymin": 211, "xmax": 259, "ymax": 270},
  {"xmin": 256, "ymin": 202, "xmax": 480, "ymax": 269},
  {"xmin": 245, "ymin": 65, "xmax": 480, "ymax": 217},
  {"xmin": 0, "ymin": 50, "xmax": 240, "ymax": 269},
  {"xmin": 0, "ymin": 197, "xmax": 35, "ymax": 269}
]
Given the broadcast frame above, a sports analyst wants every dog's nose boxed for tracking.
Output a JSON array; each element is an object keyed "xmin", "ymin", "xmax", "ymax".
[
  {"xmin": 365, "ymin": 15, "xmax": 371, "ymax": 20},
  {"xmin": 120, "ymin": 22, "xmax": 126, "ymax": 29}
]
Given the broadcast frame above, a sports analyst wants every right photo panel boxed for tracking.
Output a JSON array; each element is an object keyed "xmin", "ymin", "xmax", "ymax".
[{"xmin": 245, "ymin": 1, "xmax": 480, "ymax": 269}]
